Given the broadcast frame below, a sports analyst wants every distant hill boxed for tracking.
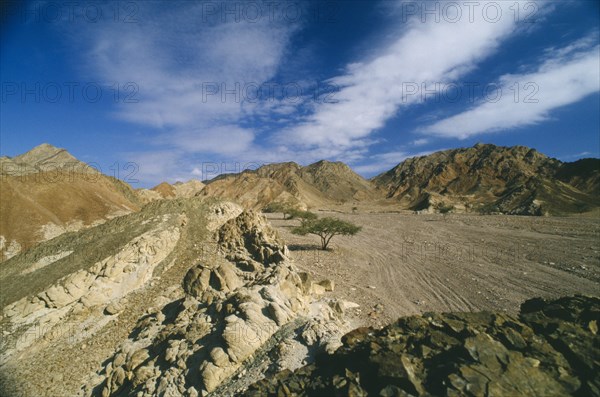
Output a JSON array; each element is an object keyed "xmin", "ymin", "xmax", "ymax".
[
  {"xmin": 372, "ymin": 143, "xmax": 599, "ymax": 215},
  {"xmin": 555, "ymin": 158, "xmax": 600, "ymax": 196},
  {"xmin": 2, "ymin": 142, "xmax": 597, "ymax": 261},
  {"xmin": 136, "ymin": 180, "xmax": 205, "ymax": 203},
  {"xmin": 0, "ymin": 144, "xmax": 141, "ymax": 260},
  {"xmin": 200, "ymin": 160, "xmax": 378, "ymax": 209}
]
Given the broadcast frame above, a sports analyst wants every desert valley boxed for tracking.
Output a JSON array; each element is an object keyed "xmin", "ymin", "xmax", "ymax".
[
  {"xmin": 0, "ymin": 143, "xmax": 598, "ymax": 396},
  {"xmin": 2, "ymin": 1, "xmax": 599, "ymax": 395}
]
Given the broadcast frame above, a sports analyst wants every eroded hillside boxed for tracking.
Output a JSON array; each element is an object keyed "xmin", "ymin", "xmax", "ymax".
[
  {"xmin": 200, "ymin": 160, "xmax": 378, "ymax": 210},
  {"xmin": 0, "ymin": 144, "xmax": 141, "ymax": 260}
]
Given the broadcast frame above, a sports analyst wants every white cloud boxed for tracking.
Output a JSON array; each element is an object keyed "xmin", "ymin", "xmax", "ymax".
[
  {"xmin": 411, "ymin": 138, "xmax": 430, "ymax": 146},
  {"xmin": 158, "ymin": 125, "xmax": 256, "ymax": 155},
  {"xmin": 421, "ymin": 39, "xmax": 600, "ymax": 138},
  {"xmin": 352, "ymin": 149, "xmax": 439, "ymax": 175},
  {"xmin": 68, "ymin": 2, "xmax": 305, "ymax": 184},
  {"xmin": 278, "ymin": 1, "xmax": 529, "ymax": 149}
]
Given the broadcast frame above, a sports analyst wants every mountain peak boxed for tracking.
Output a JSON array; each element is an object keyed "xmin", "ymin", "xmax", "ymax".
[
  {"xmin": 5, "ymin": 143, "xmax": 93, "ymax": 176},
  {"xmin": 14, "ymin": 143, "xmax": 77, "ymax": 166}
]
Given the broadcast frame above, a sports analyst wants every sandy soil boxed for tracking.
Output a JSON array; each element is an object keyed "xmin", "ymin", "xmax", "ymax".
[{"xmin": 266, "ymin": 211, "xmax": 600, "ymax": 329}]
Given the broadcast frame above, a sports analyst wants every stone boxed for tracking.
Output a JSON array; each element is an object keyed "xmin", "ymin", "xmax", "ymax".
[
  {"xmin": 105, "ymin": 301, "xmax": 124, "ymax": 315},
  {"xmin": 311, "ymin": 284, "xmax": 326, "ymax": 295},
  {"xmin": 210, "ymin": 347, "xmax": 230, "ymax": 368},
  {"xmin": 317, "ymin": 279, "xmax": 335, "ymax": 292}
]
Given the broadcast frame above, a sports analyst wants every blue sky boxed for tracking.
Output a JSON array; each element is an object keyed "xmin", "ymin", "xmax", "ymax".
[{"xmin": 1, "ymin": 0, "xmax": 599, "ymax": 187}]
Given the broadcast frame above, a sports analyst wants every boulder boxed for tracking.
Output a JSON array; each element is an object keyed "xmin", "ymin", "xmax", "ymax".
[{"xmin": 318, "ymin": 279, "xmax": 335, "ymax": 292}]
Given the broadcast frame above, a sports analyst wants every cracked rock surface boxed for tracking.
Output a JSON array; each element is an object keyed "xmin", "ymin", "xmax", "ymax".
[{"xmin": 245, "ymin": 295, "xmax": 599, "ymax": 397}]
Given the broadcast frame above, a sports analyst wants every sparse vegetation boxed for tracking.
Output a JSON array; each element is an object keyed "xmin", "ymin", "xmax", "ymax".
[
  {"xmin": 437, "ymin": 204, "xmax": 454, "ymax": 220},
  {"xmin": 292, "ymin": 216, "xmax": 362, "ymax": 250},
  {"xmin": 263, "ymin": 201, "xmax": 296, "ymax": 219},
  {"xmin": 287, "ymin": 209, "xmax": 318, "ymax": 221}
]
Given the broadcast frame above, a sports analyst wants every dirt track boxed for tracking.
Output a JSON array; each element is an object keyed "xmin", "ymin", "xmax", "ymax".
[{"xmin": 267, "ymin": 211, "xmax": 600, "ymax": 329}]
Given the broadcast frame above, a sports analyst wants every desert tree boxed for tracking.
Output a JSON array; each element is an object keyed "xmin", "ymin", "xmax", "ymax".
[
  {"xmin": 437, "ymin": 204, "xmax": 454, "ymax": 221},
  {"xmin": 292, "ymin": 217, "xmax": 362, "ymax": 250},
  {"xmin": 263, "ymin": 200, "xmax": 298, "ymax": 219}
]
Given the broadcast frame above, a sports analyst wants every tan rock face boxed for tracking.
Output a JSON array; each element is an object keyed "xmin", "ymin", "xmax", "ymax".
[
  {"xmin": 1, "ymin": 225, "xmax": 181, "ymax": 362},
  {"xmin": 182, "ymin": 261, "xmax": 244, "ymax": 299}
]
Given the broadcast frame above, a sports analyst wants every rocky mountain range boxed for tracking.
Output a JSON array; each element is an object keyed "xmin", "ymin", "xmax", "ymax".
[
  {"xmin": 136, "ymin": 180, "xmax": 206, "ymax": 204},
  {"xmin": 1, "ymin": 143, "xmax": 597, "ymax": 261},
  {"xmin": 198, "ymin": 143, "xmax": 598, "ymax": 216},
  {"xmin": 372, "ymin": 143, "xmax": 600, "ymax": 215},
  {"xmin": 199, "ymin": 160, "xmax": 378, "ymax": 210}
]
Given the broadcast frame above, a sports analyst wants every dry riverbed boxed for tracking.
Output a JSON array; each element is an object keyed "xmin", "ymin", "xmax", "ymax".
[{"xmin": 266, "ymin": 211, "xmax": 600, "ymax": 329}]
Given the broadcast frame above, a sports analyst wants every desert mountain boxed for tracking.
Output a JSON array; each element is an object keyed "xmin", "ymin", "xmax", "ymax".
[
  {"xmin": 555, "ymin": 158, "xmax": 600, "ymax": 196},
  {"xmin": 372, "ymin": 143, "xmax": 599, "ymax": 215},
  {"xmin": 0, "ymin": 144, "xmax": 141, "ymax": 261},
  {"xmin": 0, "ymin": 142, "xmax": 92, "ymax": 176},
  {"xmin": 136, "ymin": 180, "xmax": 205, "ymax": 203},
  {"xmin": 200, "ymin": 160, "xmax": 378, "ymax": 209}
]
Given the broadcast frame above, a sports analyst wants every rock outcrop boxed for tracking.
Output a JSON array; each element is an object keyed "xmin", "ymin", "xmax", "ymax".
[
  {"xmin": 93, "ymin": 210, "xmax": 348, "ymax": 397},
  {"xmin": 246, "ymin": 295, "xmax": 599, "ymax": 397},
  {"xmin": 1, "ymin": 225, "xmax": 181, "ymax": 363}
]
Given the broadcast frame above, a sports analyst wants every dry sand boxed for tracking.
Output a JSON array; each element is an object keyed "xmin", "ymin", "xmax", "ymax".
[{"xmin": 267, "ymin": 211, "xmax": 600, "ymax": 329}]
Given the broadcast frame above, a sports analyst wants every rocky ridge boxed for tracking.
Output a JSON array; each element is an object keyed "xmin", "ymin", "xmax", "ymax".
[
  {"xmin": 89, "ymin": 209, "xmax": 349, "ymax": 397},
  {"xmin": 200, "ymin": 160, "xmax": 378, "ymax": 210},
  {"xmin": 246, "ymin": 295, "xmax": 599, "ymax": 397},
  {"xmin": 372, "ymin": 143, "xmax": 599, "ymax": 215}
]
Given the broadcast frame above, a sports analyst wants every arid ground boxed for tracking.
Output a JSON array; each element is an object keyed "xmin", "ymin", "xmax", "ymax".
[{"xmin": 268, "ymin": 211, "xmax": 600, "ymax": 329}]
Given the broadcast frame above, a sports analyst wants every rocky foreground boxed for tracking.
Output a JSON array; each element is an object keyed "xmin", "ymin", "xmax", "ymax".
[
  {"xmin": 0, "ymin": 200, "xmax": 351, "ymax": 397},
  {"xmin": 246, "ymin": 295, "xmax": 599, "ymax": 397},
  {"xmin": 87, "ymin": 209, "xmax": 349, "ymax": 397}
]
